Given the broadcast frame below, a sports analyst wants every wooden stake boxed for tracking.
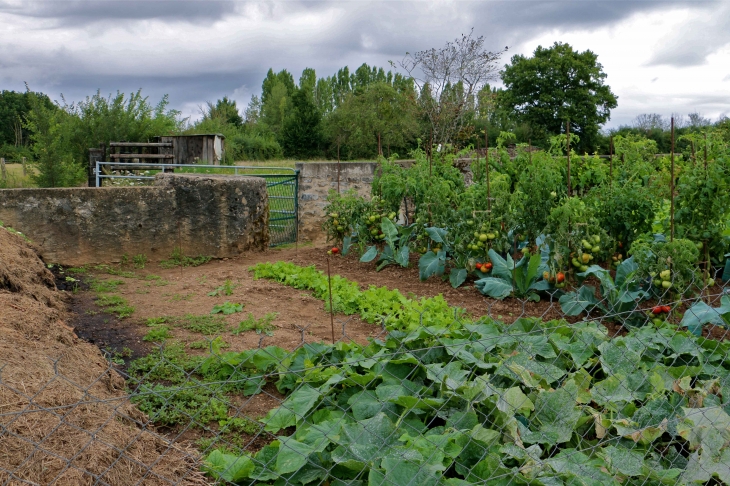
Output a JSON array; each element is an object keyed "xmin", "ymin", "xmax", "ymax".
[
  {"xmin": 566, "ymin": 121, "xmax": 571, "ymax": 197},
  {"xmin": 670, "ymin": 117, "xmax": 675, "ymax": 242},
  {"xmin": 485, "ymin": 130, "xmax": 491, "ymax": 212},
  {"xmin": 327, "ymin": 256, "xmax": 336, "ymax": 344},
  {"xmin": 609, "ymin": 136, "xmax": 613, "ymax": 187}
]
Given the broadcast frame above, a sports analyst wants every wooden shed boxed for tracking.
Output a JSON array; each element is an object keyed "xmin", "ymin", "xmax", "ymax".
[{"xmin": 155, "ymin": 134, "xmax": 225, "ymax": 165}]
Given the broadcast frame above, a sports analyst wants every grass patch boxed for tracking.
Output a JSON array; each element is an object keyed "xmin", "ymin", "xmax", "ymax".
[
  {"xmin": 167, "ymin": 293, "xmax": 195, "ymax": 302},
  {"xmin": 143, "ymin": 326, "xmax": 171, "ymax": 342},
  {"xmin": 233, "ymin": 312, "xmax": 277, "ymax": 336},
  {"xmin": 127, "ymin": 342, "xmax": 200, "ymax": 383},
  {"xmin": 160, "ymin": 247, "xmax": 211, "ymax": 269},
  {"xmin": 178, "ymin": 314, "xmax": 229, "ymax": 335},
  {"xmin": 91, "ymin": 279, "xmax": 124, "ymax": 293},
  {"xmin": 93, "ymin": 264, "xmax": 137, "ymax": 278},
  {"xmin": 95, "ymin": 294, "xmax": 135, "ymax": 318},
  {"xmin": 189, "ymin": 336, "xmax": 230, "ymax": 350}
]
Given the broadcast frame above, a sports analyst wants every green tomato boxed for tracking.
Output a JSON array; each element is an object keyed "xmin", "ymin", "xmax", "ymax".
[
  {"xmin": 479, "ymin": 234, "xmax": 488, "ymax": 242},
  {"xmin": 661, "ymin": 280, "xmax": 672, "ymax": 289}
]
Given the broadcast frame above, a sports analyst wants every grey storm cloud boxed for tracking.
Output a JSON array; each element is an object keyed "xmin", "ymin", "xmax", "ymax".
[
  {"xmin": 0, "ymin": 0, "xmax": 724, "ymax": 121},
  {"xmin": 0, "ymin": 0, "xmax": 238, "ymax": 23}
]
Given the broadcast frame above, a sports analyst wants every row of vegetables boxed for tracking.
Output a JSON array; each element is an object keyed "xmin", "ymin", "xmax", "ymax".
[
  {"xmin": 197, "ymin": 262, "xmax": 730, "ymax": 485},
  {"xmin": 322, "ymin": 131, "xmax": 730, "ymax": 333}
]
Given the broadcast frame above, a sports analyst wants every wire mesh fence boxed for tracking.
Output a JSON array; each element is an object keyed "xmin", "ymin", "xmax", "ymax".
[{"xmin": 2, "ymin": 271, "xmax": 730, "ymax": 485}]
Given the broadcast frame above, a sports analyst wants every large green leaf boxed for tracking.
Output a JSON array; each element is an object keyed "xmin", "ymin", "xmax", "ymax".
[
  {"xmin": 380, "ymin": 217, "xmax": 399, "ymax": 241},
  {"xmin": 419, "ymin": 250, "xmax": 446, "ymax": 280},
  {"xmin": 263, "ymin": 385, "xmax": 321, "ymax": 432},
  {"xmin": 521, "ymin": 389, "xmax": 581, "ymax": 446},
  {"xmin": 204, "ymin": 450, "xmax": 255, "ymax": 482},
  {"xmin": 559, "ymin": 285, "xmax": 603, "ymax": 316},
  {"xmin": 614, "ymin": 256, "xmax": 638, "ymax": 288},
  {"xmin": 449, "ymin": 268, "xmax": 468, "ymax": 288},
  {"xmin": 360, "ymin": 245, "xmax": 378, "ymax": 263},
  {"xmin": 425, "ymin": 226, "xmax": 448, "ymax": 244},
  {"xmin": 395, "ymin": 245, "xmax": 410, "ymax": 267},
  {"xmin": 487, "ymin": 249, "xmax": 514, "ymax": 281},
  {"xmin": 681, "ymin": 297, "xmax": 730, "ymax": 336},
  {"xmin": 475, "ymin": 277, "xmax": 513, "ymax": 300}
]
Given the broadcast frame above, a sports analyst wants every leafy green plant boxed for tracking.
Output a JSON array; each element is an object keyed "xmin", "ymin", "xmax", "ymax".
[
  {"xmin": 559, "ymin": 257, "xmax": 649, "ymax": 325},
  {"xmin": 189, "ymin": 337, "xmax": 230, "ymax": 350},
  {"xmin": 95, "ymin": 294, "xmax": 135, "ymax": 318},
  {"xmin": 475, "ymin": 249, "xmax": 550, "ymax": 301},
  {"xmin": 360, "ymin": 218, "xmax": 414, "ymax": 270},
  {"xmin": 208, "ymin": 279, "xmax": 238, "ymax": 297},
  {"xmin": 178, "ymin": 314, "xmax": 229, "ymax": 335},
  {"xmin": 211, "ymin": 302, "xmax": 244, "ymax": 315},
  {"xmin": 630, "ymin": 237, "xmax": 701, "ymax": 295},
  {"xmin": 233, "ymin": 312, "xmax": 277, "ymax": 336},
  {"xmin": 143, "ymin": 326, "xmax": 171, "ymax": 342},
  {"xmin": 130, "ymin": 383, "xmax": 228, "ymax": 427},
  {"xmin": 322, "ymin": 189, "xmax": 365, "ymax": 246},
  {"xmin": 132, "ymin": 253, "xmax": 148, "ymax": 269},
  {"xmin": 680, "ymin": 295, "xmax": 730, "ymax": 336},
  {"xmin": 90, "ymin": 279, "xmax": 124, "ymax": 293},
  {"xmin": 160, "ymin": 247, "xmax": 211, "ymax": 269}
]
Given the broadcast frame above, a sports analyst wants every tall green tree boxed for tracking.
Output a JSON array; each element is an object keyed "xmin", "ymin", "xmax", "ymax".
[
  {"xmin": 203, "ymin": 96, "xmax": 242, "ymax": 126},
  {"xmin": 0, "ymin": 89, "xmax": 54, "ymax": 158},
  {"xmin": 280, "ymin": 88, "xmax": 323, "ymax": 159},
  {"xmin": 500, "ymin": 42, "xmax": 618, "ymax": 153},
  {"xmin": 23, "ymin": 92, "xmax": 85, "ymax": 187}
]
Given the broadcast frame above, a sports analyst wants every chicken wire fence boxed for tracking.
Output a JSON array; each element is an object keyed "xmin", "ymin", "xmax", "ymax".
[{"xmin": 2, "ymin": 278, "xmax": 730, "ymax": 485}]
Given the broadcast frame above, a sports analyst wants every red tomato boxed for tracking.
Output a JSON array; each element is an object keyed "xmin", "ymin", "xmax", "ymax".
[
  {"xmin": 556, "ymin": 272, "xmax": 565, "ymax": 283},
  {"xmin": 484, "ymin": 262, "xmax": 493, "ymax": 270},
  {"xmin": 331, "ymin": 247, "xmax": 339, "ymax": 254},
  {"xmin": 661, "ymin": 305, "xmax": 671, "ymax": 313},
  {"xmin": 651, "ymin": 306, "xmax": 663, "ymax": 315}
]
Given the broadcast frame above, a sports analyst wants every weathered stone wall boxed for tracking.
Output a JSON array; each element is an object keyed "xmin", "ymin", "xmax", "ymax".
[
  {"xmin": 296, "ymin": 162, "xmax": 377, "ymax": 243},
  {"xmin": 0, "ymin": 173, "xmax": 268, "ymax": 265}
]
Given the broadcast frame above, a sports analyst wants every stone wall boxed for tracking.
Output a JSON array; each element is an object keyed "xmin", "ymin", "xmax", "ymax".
[
  {"xmin": 0, "ymin": 173, "xmax": 269, "ymax": 265},
  {"xmin": 296, "ymin": 162, "xmax": 378, "ymax": 243}
]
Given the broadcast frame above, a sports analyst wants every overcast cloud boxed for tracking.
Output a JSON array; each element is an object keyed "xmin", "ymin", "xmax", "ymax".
[{"xmin": 1, "ymin": 0, "xmax": 728, "ymax": 127}]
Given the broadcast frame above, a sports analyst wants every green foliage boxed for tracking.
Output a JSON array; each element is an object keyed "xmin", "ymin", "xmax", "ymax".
[
  {"xmin": 207, "ymin": 279, "xmax": 237, "ymax": 297},
  {"xmin": 159, "ymin": 247, "xmax": 211, "ymax": 269},
  {"xmin": 211, "ymin": 302, "xmax": 244, "ymax": 315},
  {"xmin": 203, "ymin": 310, "xmax": 730, "ymax": 484},
  {"xmin": 95, "ymin": 294, "xmax": 135, "ymax": 318},
  {"xmin": 90, "ymin": 278, "xmax": 124, "ymax": 294},
  {"xmin": 630, "ymin": 237, "xmax": 701, "ymax": 296},
  {"xmin": 559, "ymin": 257, "xmax": 649, "ymax": 325},
  {"xmin": 132, "ymin": 254, "xmax": 147, "ymax": 269},
  {"xmin": 24, "ymin": 91, "xmax": 86, "ymax": 187},
  {"xmin": 359, "ymin": 219, "xmax": 415, "ymax": 270},
  {"xmin": 501, "ymin": 42, "xmax": 618, "ymax": 152},
  {"xmin": 131, "ymin": 383, "xmax": 228, "ymax": 427},
  {"xmin": 177, "ymin": 314, "xmax": 229, "ymax": 335},
  {"xmin": 143, "ymin": 326, "xmax": 171, "ymax": 342},
  {"xmin": 321, "ymin": 189, "xmax": 366, "ymax": 245},
  {"xmin": 589, "ymin": 181, "xmax": 657, "ymax": 253},
  {"xmin": 233, "ymin": 312, "xmax": 277, "ymax": 336},
  {"xmin": 475, "ymin": 249, "xmax": 550, "ymax": 301},
  {"xmin": 280, "ymin": 88, "xmax": 323, "ymax": 159}
]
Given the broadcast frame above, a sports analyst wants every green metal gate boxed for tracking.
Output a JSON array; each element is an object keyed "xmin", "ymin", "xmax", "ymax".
[{"xmin": 255, "ymin": 171, "xmax": 299, "ymax": 246}]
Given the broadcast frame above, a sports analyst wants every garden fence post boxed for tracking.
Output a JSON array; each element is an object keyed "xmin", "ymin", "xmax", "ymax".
[
  {"xmin": 566, "ymin": 120, "xmax": 571, "ymax": 197},
  {"xmin": 21, "ymin": 156, "xmax": 26, "ymax": 176},
  {"xmin": 0, "ymin": 157, "xmax": 6, "ymax": 181}
]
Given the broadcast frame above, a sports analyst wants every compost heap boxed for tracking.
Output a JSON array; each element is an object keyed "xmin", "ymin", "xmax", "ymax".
[{"xmin": 0, "ymin": 228, "xmax": 205, "ymax": 485}]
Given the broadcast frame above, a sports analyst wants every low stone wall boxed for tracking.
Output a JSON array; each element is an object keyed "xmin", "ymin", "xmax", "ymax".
[
  {"xmin": 296, "ymin": 162, "xmax": 378, "ymax": 243},
  {"xmin": 0, "ymin": 173, "xmax": 269, "ymax": 265}
]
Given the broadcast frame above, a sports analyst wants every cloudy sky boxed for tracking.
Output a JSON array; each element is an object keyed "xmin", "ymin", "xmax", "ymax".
[{"xmin": 1, "ymin": 0, "xmax": 729, "ymax": 128}]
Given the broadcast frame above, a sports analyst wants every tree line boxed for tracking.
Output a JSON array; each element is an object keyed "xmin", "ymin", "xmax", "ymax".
[{"xmin": 1, "ymin": 32, "xmax": 728, "ymax": 187}]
